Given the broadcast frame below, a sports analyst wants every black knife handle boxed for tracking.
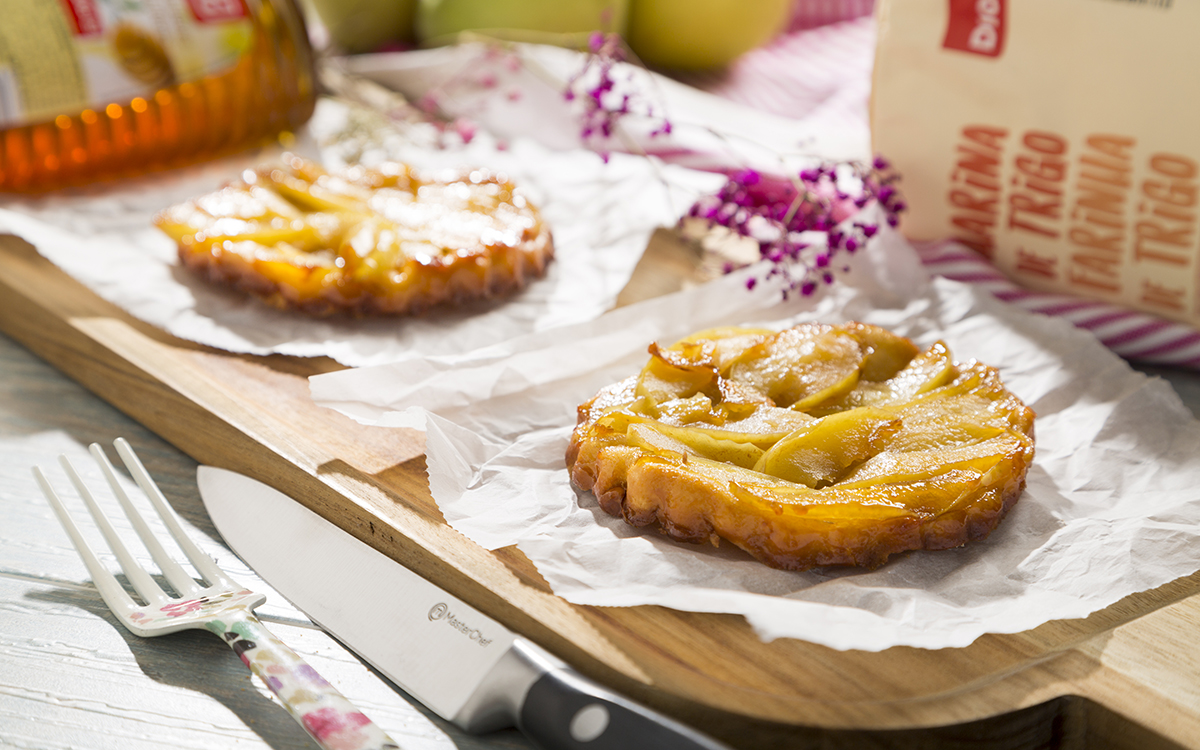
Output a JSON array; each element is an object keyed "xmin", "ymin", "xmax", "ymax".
[{"xmin": 518, "ymin": 667, "xmax": 733, "ymax": 750}]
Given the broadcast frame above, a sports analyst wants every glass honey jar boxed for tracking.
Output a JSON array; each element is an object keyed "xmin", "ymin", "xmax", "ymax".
[{"xmin": 0, "ymin": 0, "xmax": 316, "ymax": 192}]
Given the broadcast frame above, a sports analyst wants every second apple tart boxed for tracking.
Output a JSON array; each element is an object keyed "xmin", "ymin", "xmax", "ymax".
[
  {"xmin": 566, "ymin": 323, "xmax": 1036, "ymax": 571},
  {"xmin": 155, "ymin": 155, "xmax": 553, "ymax": 317}
]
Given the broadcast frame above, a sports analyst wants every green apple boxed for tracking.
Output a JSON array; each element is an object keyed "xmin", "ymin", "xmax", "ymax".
[
  {"xmin": 416, "ymin": 0, "xmax": 628, "ymax": 44},
  {"xmin": 304, "ymin": 0, "xmax": 418, "ymax": 52},
  {"xmin": 626, "ymin": 0, "xmax": 791, "ymax": 70}
]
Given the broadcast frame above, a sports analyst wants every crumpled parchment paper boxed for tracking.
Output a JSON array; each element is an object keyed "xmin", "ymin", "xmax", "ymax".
[{"xmin": 310, "ymin": 218, "xmax": 1200, "ymax": 651}]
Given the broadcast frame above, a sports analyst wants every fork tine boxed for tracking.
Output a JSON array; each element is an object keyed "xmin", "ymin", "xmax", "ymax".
[
  {"xmin": 59, "ymin": 454, "xmax": 170, "ymax": 608},
  {"xmin": 41, "ymin": 447, "xmax": 403, "ymax": 750},
  {"xmin": 32, "ymin": 466, "xmax": 141, "ymax": 621},
  {"xmin": 90, "ymin": 442, "xmax": 204, "ymax": 598},
  {"xmin": 113, "ymin": 438, "xmax": 237, "ymax": 590}
]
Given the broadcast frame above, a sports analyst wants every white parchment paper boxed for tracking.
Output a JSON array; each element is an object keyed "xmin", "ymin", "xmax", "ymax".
[
  {"xmin": 310, "ymin": 220, "xmax": 1200, "ymax": 651},
  {"xmin": 341, "ymin": 41, "xmax": 872, "ymax": 170},
  {"xmin": 0, "ymin": 97, "xmax": 721, "ymax": 367}
]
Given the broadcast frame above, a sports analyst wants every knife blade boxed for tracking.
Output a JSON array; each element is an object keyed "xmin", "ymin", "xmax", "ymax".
[{"xmin": 197, "ymin": 466, "xmax": 731, "ymax": 750}]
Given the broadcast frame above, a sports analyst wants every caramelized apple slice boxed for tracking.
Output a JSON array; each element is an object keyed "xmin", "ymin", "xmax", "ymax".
[
  {"xmin": 671, "ymin": 326, "xmax": 777, "ymax": 373},
  {"xmin": 882, "ymin": 393, "xmax": 1010, "ymax": 451},
  {"xmin": 754, "ymin": 407, "xmax": 901, "ymax": 487},
  {"xmin": 626, "ymin": 423, "xmax": 696, "ymax": 458},
  {"xmin": 697, "ymin": 407, "xmax": 817, "ymax": 447},
  {"xmin": 598, "ymin": 411, "xmax": 768, "ymax": 468},
  {"xmin": 726, "ymin": 326, "xmax": 864, "ymax": 410},
  {"xmin": 635, "ymin": 352, "xmax": 716, "ymax": 405},
  {"xmin": 597, "ymin": 404, "xmax": 814, "ymax": 449},
  {"xmin": 627, "ymin": 422, "xmax": 765, "ymax": 469},
  {"xmin": 818, "ymin": 339, "xmax": 956, "ymax": 413},
  {"xmin": 845, "ymin": 322, "xmax": 920, "ymax": 381},
  {"xmin": 839, "ymin": 434, "xmax": 1028, "ymax": 486},
  {"xmin": 894, "ymin": 341, "xmax": 957, "ymax": 396},
  {"xmin": 655, "ymin": 394, "xmax": 722, "ymax": 425}
]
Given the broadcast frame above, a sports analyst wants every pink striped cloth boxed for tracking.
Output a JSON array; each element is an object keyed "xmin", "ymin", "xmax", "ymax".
[
  {"xmin": 916, "ymin": 241, "xmax": 1200, "ymax": 368},
  {"xmin": 786, "ymin": 0, "xmax": 877, "ymax": 30},
  {"xmin": 680, "ymin": 7, "xmax": 1200, "ymax": 370},
  {"xmin": 674, "ymin": 11, "xmax": 875, "ymax": 127}
]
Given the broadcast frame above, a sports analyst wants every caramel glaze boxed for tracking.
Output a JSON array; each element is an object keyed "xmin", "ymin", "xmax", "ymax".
[{"xmin": 157, "ymin": 154, "xmax": 553, "ymax": 317}]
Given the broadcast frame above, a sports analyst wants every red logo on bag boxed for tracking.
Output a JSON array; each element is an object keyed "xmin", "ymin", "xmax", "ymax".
[
  {"xmin": 185, "ymin": 0, "xmax": 247, "ymax": 23},
  {"xmin": 59, "ymin": 0, "xmax": 103, "ymax": 36},
  {"xmin": 943, "ymin": 0, "xmax": 1005, "ymax": 57}
]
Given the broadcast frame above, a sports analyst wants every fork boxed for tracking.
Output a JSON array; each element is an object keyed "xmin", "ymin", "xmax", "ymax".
[{"xmin": 33, "ymin": 438, "xmax": 402, "ymax": 750}]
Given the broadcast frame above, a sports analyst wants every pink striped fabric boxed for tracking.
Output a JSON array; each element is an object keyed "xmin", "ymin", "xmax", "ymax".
[
  {"xmin": 681, "ymin": 10, "xmax": 1200, "ymax": 370},
  {"xmin": 673, "ymin": 14, "xmax": 875, "ymax": 126},
  {"xmin": 787, "ymin": 0, "xmax": 876, "ymax": 29},
  {"xmin": 916, "ymin": 241, "xmax": 1200, "ymax": 367}
]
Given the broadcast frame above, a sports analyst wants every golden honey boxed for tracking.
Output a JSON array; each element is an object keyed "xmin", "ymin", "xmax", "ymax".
[{"xmin": 0, "ymin": 0, "xmax": 316, "ymax": 192}]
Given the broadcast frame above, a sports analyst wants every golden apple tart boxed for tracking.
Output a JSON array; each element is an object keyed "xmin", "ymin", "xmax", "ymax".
[
  {"xmin": 566, "ymin": 323, "xmax": 1035, "ymax": 571},
  {"xmin": 154, "ymin": 155, "xmax": 553, "ymax": 316}
]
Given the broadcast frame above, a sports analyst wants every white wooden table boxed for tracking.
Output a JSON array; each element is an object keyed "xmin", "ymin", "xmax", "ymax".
[{"xmin": 0, "ymin": 329, "xmax": 535, "ymax": 750}]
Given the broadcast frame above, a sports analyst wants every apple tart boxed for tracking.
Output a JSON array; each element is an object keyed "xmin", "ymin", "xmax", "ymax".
[
  {"xmin": 566, "ymin": 323, "xmax": 1035, "ymax": 571},
  {"xmin": 154, "ymin": 155, "xmax": 553, "ymax": 316}
]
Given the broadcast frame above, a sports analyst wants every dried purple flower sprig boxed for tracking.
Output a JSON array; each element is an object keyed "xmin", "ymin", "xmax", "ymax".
[
  {"xmin": 337, "ymin": 32, "xmax": 904, "ymax": 302},
  {"xmin": 686, "ymin": 157, "xmax": 906, "ymax": 297},
  {"xmin": 561, "ymin": 33, "xmax": 906, "ymax": 298},
  {"xmin": 564, "ymin": 32, "xmax": 671, "ymax": 161},
  {"xmin": 410, "ymin": 44, "xmax": 532, "ymax": 148},
  {"xmin": 407, "ymin": 33, "xmax": 672, "ymax": 159}
]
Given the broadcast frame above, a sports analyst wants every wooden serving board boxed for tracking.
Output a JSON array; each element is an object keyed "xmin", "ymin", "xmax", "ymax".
[{"xmin": 2, "ymin": 230, "xmax": 1199, "ymax": 750}]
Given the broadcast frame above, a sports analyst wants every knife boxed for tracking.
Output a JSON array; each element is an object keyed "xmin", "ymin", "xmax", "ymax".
[{"xmin": 197, "ymin": 466, "xmax": 732, "ymax": 750}]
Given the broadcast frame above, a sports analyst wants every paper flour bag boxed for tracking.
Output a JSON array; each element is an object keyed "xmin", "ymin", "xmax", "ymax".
[{"xmin": 872, "ymin": 0, "xmax": 1200, "ymax": 329}]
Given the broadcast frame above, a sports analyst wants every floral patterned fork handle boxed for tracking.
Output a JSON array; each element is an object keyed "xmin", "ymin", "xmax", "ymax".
[
  {"xmin": 203, "ymin": 600, "xmax": 400, "ymax": 749},
  {"xmin": 33, "ymin": 438, "xmax": 401, "ymax": 750}
]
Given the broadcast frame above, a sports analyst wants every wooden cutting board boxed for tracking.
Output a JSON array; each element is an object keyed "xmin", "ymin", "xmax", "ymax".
[{"xmin": 1, "ymin": 230, "xmax": 1198, "ymax": 750}]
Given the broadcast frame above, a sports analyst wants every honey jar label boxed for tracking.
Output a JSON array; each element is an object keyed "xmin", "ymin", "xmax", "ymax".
[{"xmin": 0, "ymin": 0, "xmax": 254, "ymax": 126}]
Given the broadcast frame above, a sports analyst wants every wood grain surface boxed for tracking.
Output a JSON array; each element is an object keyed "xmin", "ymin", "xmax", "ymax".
[{"xmin": 1, "ymin": 229, "xmax": 1199, "ymax": 750}]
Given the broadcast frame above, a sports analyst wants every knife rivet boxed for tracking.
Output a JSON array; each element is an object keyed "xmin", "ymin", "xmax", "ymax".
[{"xmin": 569, "ymin": 703, "xmax": 609, "ymax": 742}]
